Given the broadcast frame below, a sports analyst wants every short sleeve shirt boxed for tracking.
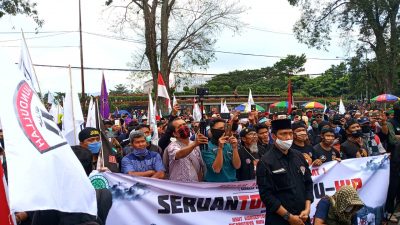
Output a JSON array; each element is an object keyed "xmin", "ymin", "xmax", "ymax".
[
  {"xmin": 201, "ymin": 141, "xmax": 237, "ymax": 182},
  {"xmin": 121, "ymin": 151, "xmax": 165, "ymax": 174},
  {"xmin": 313, "ymin": 144, "xmax": 341, "ymax": 163}
]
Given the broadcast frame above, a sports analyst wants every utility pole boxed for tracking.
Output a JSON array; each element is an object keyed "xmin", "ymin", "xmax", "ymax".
[{"xmin": 78, "ymin": 0, "xmax": 85, "ymax": 101}]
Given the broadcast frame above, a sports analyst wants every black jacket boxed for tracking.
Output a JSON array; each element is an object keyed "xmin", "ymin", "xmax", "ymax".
[{"xmin": 256, "ymin": 145, "xmax": 313, "ymax": 225}]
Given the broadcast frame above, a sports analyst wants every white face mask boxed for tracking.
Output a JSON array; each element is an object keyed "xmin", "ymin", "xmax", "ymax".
[{"xmin": 275, "ymin": 139, "xmax": 293, "ymax": 151}]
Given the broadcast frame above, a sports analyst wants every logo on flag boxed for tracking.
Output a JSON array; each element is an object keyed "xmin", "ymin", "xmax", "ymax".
[
  {"xmin": 14, "ymin": 81, "xmax": 67, "ymax": 153},
  {"xmin": 90, "ymin": 174, "xmax": 110, "ymax": 189}
]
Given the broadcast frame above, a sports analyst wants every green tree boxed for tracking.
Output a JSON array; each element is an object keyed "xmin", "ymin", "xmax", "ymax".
[
  {"xmin": 273, "ymin": 54, "xmax": 306, "ymax": 76},
  {"xmin": 287, "ymin": 0, "xmax": 400, "ymax": 93},
  {"xmin": 110, "ymin": 84, "xmax": 131, "ymax": 95},
  {"xmin": 1, "ymin": 0, "xmax": 43, "ymax": 26},
  {"xmin": 106, "ymin": 0, "xmax": 245, "ymax": 100}
]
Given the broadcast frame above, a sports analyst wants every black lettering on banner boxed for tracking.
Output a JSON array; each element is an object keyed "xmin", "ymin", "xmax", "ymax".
[
  {"xmin": 171, "ymin": 195, "xmax": 183, "ymax": 214},
  {"xmin": 197, "ymin": 198, "xmax": 212, "ymax": 211},
  {"xmin": 182, "ymin": 197, "xmax": 197, "ymax": 213},
  {"xmin": 158, "ymin": 195, "xmax": 171, "ymax": 214},
  {"xmin": 314, "ymin": 183, "xmax": 325, "ymax": 199},
  {"xmin": 210, "ymin": 197, "xmax": 224, "ymax": 210},
  {"xmin": 224, "ymin": 196, "xmax": 239, "ymax": 210}
]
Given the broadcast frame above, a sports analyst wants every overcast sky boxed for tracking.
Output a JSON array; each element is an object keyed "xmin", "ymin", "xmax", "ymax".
[{"xmin": 0, "ymin": 0, "xmax": 347, "ymax": 94}]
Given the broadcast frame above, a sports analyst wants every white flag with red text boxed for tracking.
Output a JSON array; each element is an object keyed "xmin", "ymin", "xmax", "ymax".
[{"xmin": 0, "ymin": 64, "xmax": 97, "ymax": 215}]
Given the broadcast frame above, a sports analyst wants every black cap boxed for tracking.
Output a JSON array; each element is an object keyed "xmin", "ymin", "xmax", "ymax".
[
  {"xmin": 240, "ymin": 127, "xmax": 256, "ymax": 137},
  {"xmin": 271, "ymin": 119, "xmax": 292, "ymax": 133},
  {"xmin": 78, "ymin": 127, "xmax": 100, "ymax": 142}
]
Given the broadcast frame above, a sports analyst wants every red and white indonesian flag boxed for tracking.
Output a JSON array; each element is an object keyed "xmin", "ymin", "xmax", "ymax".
[
  {"xmin": 157, "ymin": 72, "xmax": 172, "ymax": 112},
  {"xmin": 0, "ymin": 65, "xmax": 97, "ymax": 215}
]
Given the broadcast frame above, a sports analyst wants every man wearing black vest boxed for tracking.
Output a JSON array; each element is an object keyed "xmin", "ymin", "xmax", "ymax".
[{"xmin": 256, "ymin": 119, "xmax": 313, "ymax": 225}]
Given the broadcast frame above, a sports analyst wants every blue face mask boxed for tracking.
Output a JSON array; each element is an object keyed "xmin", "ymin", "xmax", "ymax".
[
  {"xmin": 88, "ymin": 141, "xmax": 101, "ymax": 154},
  {"xmin": 145, "ymin": 135, "xmax": 152, "ymax": 142}
]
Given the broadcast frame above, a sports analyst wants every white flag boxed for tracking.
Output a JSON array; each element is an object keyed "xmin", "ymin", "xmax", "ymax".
[
  {"xmin": 86, "ymin": 97, "xmax": 96, "ymax": 128},
  {"xmin": 148, "ymin": 93, "xmax": 159, "ymax": 145},
  {"xmin": 221, "ymin": 99, "xmax": 229, "ymax": 113},
  {"xmin": 223, "ymin": 100, "xmax": 229, "ymax": 113},
  {"xmin": 193, "ymin": 98, "xmax": 202, "ymax": 122},
  {"xmin": 62, "ymin": 69, "xmax": 84, "ymax": 146},
  {"xmin": 19, "ymin": 34, "xmax": 40, "ymax": 94},
  {"xmin": 245, "ymin": 89, "xmax": 254, "ymax": 112},
  {"xmin": 339, "ymin": 98, "xmax": 346, "ymax": 114},
  {"xmin": 48, "ymin": 102, "xmax": 63, "ymax": 124},
  {"xmin": 0, "ymin": 65, "xmax": 97, "ymax": 215},
  {"xmin": 47, "ymin": 91, "xmax": 54, "ymax": 104}
]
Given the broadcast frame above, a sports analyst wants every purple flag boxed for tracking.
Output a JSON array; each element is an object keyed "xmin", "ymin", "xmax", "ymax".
[{"xmin": 100, "ymin": 73, "xmax": 110, "ymax": 119}]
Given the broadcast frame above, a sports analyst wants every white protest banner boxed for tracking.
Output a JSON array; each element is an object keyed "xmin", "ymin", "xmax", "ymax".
[
  {"xmin": 0, "ymin": 65, "xmax": 97, "ymax": 215},
  {"xmin": 90, "ymin": 155, "xmax": 389, "ymax": 225}
]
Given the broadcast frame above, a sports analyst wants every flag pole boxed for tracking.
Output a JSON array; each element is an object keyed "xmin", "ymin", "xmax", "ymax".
[
  {"xmin": 95, "ymin": 98, "xmax": 105, "ymax": 169},
  {"xmin": 68, "ymin": 65, "xmax": 78, "ymax": 146},
  {"xmin": 21, "ymin": 29, "xmax": 43, "ymax": 98}
]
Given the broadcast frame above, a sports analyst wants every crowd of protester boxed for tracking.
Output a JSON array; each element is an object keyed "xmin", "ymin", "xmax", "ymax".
[{"xmin": 1, "ymin": 101, "xmax": 400, "ymax": 225}]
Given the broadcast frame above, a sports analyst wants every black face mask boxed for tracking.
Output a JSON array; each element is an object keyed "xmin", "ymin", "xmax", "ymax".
[
  {"xmin": 211, "ymin": 129, "xmax": 225, "ymax": 143},
  {"xmin": 361, "ymin": 126, "xmax": 371, "ymax": 134},
  {"xmin": 351, "ymin": 130, "xmax": 363, "ymax": 138}
]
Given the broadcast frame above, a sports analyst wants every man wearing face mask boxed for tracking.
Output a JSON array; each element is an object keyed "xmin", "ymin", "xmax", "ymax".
[
  {"xmin": 340, "ymin": 119, "xmax": 368, "ymax": 159},
  {"xmin": 291, "ymin": 122, "xmax": 313, "ymax": 166},
  {"xmin": 256, "ymin": 119, "xmax": 313, "ymax": 225},
  {"xmin": 236, "ymin": 127, "xmax": 260, "ymax": 181},
  {"xmin": 71, "ymin": 128, "xmax": 102, "ymax": 175},
  {"xmin": 201, "ymin": 118, "xmax": 241, "ymax": 182},
  {"xmin": 165, "ymin": 118, "xmax": 207, "ymax": 182},
  {"xmin": 312, "ymin": 128, "xmax": 341, "ymax": 166},
  {"xmin": 123, "ymin": 125, "xmax": 162, "ymax": 156},
  {"xmin": 121, "ymin": 130, "xmax": 165, "ymax": 178},
  {"xmin": 358, "ymin": 117, "xmax": 386, "ymax": 156}
]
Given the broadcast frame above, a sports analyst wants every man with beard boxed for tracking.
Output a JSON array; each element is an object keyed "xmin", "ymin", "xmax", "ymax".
[
  {"xmin": 340, "ymin": 119, "xmax": 368, "ymax": 159},
  {"xmin": 291, "ymin": 122, "xmax": 314, "ymax": 166},
  {"xmin": 202, "ymin": 118, "xmax": 241, "ymax": 182},
  {"xmin": 256, "ymin": 119, "xmax": 313, "ymax": 225},
  {"xmin": 121, "ymin": 130, "xmax": 165, "ymax": 179},
  {"xmin": 255, "ymin": 123, "xmax": 271, "ymax": 155},
  {"xmin": 236, "ymin": 127, "xmax": 260, "ymax": 181},
  {"xmin": 312, "ymin": 128, "xmax": 341, "ymax": 166}
]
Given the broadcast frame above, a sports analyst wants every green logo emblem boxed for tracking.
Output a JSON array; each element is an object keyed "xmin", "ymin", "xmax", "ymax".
[{"xmin": 90, "ymin": 174, "xmax": 110, "ymax": 189}]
